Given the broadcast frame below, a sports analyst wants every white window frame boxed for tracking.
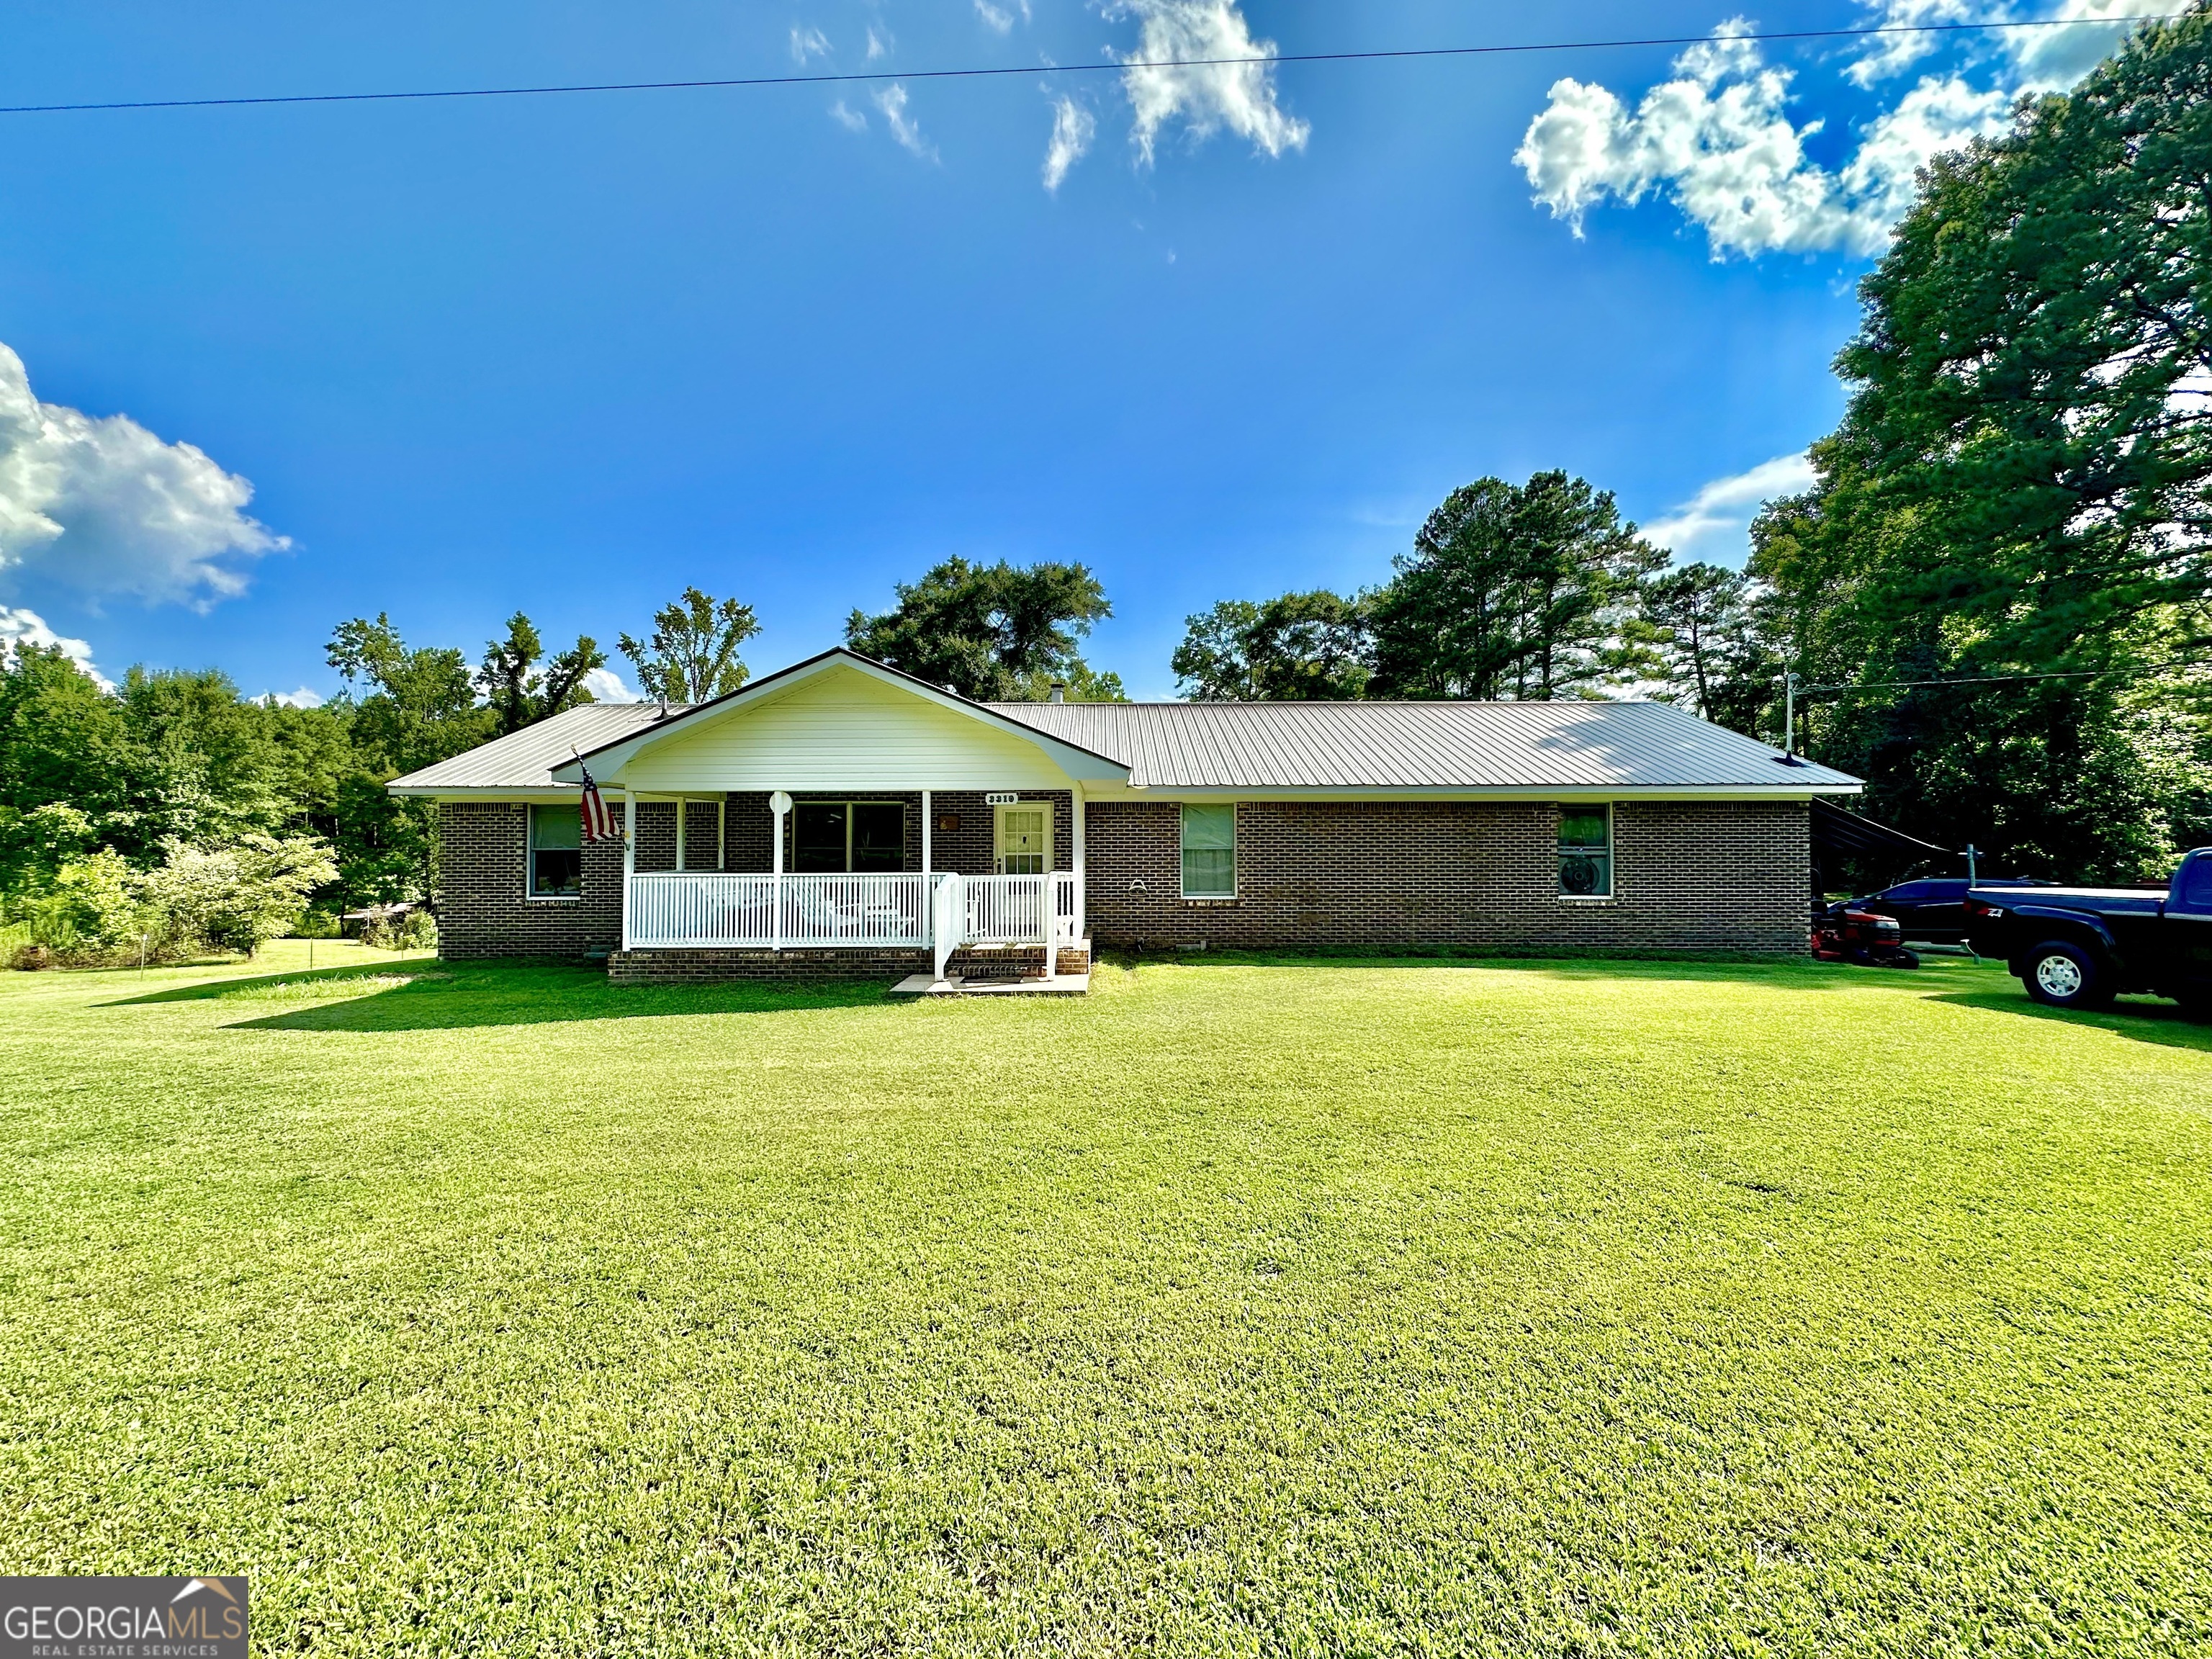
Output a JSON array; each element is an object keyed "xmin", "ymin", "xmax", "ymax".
[
  {"xmin": 526, "ymin": 802, "xmax": 584, "ymax": 902},
  {"xmin": 1557, "ymin": 804, "xmax": 1614, "ymax": 901},
  {"xmin": 992, "ymin": 800, "xmax": 1054, "ymax": 875},
  {"xmin": 1179, "ymin": 802, "xmax": 1238, "ymax": 900}
]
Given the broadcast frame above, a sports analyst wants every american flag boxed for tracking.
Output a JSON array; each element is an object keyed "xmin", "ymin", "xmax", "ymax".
[{"xmin": 577, "ymin": 760, "xmax": 618, "ymax": 842}]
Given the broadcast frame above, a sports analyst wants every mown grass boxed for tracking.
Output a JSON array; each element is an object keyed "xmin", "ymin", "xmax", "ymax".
[{"xmin": 1, "ymin": 949, "xmax": 2207, "ymax": 1656}]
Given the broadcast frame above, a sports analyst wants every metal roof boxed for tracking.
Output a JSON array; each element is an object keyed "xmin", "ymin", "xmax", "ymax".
[
  {"xmin": 389, "ymin": 678, "xmax": 1862, "ymax": 796},
  {"xmin": 388, "ymin": 702, "xmax": 687, "ymax": 792},
  {"xmin": 985, "ymin": 698, "xmax": 1861, "ymax": 792}
]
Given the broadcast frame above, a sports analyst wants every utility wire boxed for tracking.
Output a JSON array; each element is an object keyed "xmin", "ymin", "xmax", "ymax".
[{"xmin": 0, "ymin": 16, "xmax": 2175, "ymax": 117}]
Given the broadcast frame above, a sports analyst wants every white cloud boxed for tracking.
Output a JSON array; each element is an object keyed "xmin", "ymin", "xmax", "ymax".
[
  {"xmin": 584, "ymin": 666, "xmax": 642, "ymax": 703},
  {"xmin": 261, "ymin": 685, "xmax": 323, "ymax": 708},
  {"xmin": 974, "ymin": 1, "xmax": 1018, "ymax": 34},
  {"xmin": 873, "ymin": 84, "xmax": 936, "ymax": 160},
  {"xmin": 1114, "ymin": 0, "xmax": 1309, "ymax": 165},
  {"xmin": 1043, "ymin": 96, "xmax": 1097, "ymax": 191},
  {"xmin": 1521, "ymin": 6, "xmax": 2199, "ymax": 259},
  {"xmin": 2008, "ymin": 0, "xmax": 2195, "ymax": 89},
  {"xmin": 789, "ymin": 24, "xmax": 830, "ymax": 63},
  {"xmin": 828, "ymin": 98, "xmax": 868, "ymax": 132},
  {"xmin": 866, "ymin": 25, "xmax": 892, "ymax": 62},
  {"xmin": 0, "ymin": 603, "xmax": 109, "ymax": 687},
  {"xmin": 1848, "ymin": 0, "xmax": 1979, "ymax": 86},
  {"xmin": 0, "ymin": 341, "xmax": 286, "ymax": 608},
  {"xmin": 1642, "ymin": 451, "xmax": 1817, "ymax": 566},
  {"xmin": 1514, "ymin": 23, "xmax": 2010, "ymax": 258}
]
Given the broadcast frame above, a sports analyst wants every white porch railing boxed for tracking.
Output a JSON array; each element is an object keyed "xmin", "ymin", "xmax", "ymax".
[
  {"xmin": 628, "ymin": 872, "xmax": 934, "ymax": 950},
  {"xmin": 626, "ymin": 870, "xmax": 1083, "ymax": 970}
]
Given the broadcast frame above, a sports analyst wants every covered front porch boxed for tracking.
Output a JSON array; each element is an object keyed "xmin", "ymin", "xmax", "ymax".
[
  {"xmin": 611, "ymin": 787, "xmax": 1090, "ymax": 986},
  {"xmin": 544, "ymin": 652, "xmax": 1128, "ymax": 988}
]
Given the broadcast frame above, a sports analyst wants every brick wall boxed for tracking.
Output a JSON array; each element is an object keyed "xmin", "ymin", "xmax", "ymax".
[
  {"xmin": 1082, "ymin": 799, "xmax": 1809, "ymax": 954},
  {"xmin": 717, "ymin": 789, "xmax": 1071, "ymax": 876},
  {"xmin": 607, "ymin": 947, "xmax": 927, "ymax": 984},
  {"xmin": 436, "ymin": 801, "xmax": 623, "ymax": 959}
]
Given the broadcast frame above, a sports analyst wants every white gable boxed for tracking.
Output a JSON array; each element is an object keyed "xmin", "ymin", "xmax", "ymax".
[{"xmin": 613, "ymin": 661, "xmax": 1089, "ymax": 791}]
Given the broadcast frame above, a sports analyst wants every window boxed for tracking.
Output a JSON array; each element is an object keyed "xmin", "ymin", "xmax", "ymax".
[
  {"xmin": 792, "ymin": 801, "xmax": 905, "ymax": 873},
  {"xmin": 1558, "ymin": 806, "xmax": 1611, "ymax": 898},
  {"xmin": 1181, "ymin": 803, "xmax": 1236, "ymax": 898},
  {"xmin": 529, "ymin": 804, "xmax": 583, "ymax": 898},
  {"xmin": 994, "ymin": 801, "xmax": 1052, "ymax": 875}
]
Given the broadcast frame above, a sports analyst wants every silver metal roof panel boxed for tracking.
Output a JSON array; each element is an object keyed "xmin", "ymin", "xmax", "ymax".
[{"xmin": 984, "ymin": 698, "xmax": 1861, "ymax": 791}]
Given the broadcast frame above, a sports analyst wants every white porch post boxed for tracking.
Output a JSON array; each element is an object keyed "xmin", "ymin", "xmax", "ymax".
[
  {"xmin": 620, "ymin": 791, "xmax": 635, "ymax": 951},
  {"xmin": 675, "ymin": 796, "xmax": 687, "ymax": 873},
  {"xmin": 1071, "ymin": 789, "xmax": 1086, "ymax": 944},
  {"xmin": 920, "ymin": 789, "xmax": 932, "ymax": 949},
  {"xmin": 770, "ymin": 790, "xmax": 790, "ymax": 953},
  {"xmin": 716, "ymin": 799, "xmax": 727, "ymax": 871}
]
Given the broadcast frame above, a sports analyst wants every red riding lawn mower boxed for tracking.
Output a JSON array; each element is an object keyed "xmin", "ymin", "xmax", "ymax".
[{"xmin": 1810, "ymin": 902, "xmax": 1921, "ymax": 970}]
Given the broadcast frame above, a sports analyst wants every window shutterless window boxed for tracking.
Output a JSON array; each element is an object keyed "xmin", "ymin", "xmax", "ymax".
[
  {"xmin": 1558, "ymin": 805, "xmax": 1611, "ymax": 898},
  {"xmin": 1181, "ymin": 804, "xmax": 1236, "ymax": 898},
  {"xmin": 791, "ymin": 801, "xmax": 907, "ymax": 873},
  {"xmin": 529, "ymin": 804, "xmax": 583, "ymax": 898}
]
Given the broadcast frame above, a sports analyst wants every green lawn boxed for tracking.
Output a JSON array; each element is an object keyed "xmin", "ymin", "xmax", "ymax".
[{"xmin": 2, "ymin": 947, "xmax": 2208, "ymax": 1656}]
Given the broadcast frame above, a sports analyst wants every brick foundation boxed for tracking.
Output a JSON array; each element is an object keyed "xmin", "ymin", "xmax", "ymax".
[
  {"xmin": 606, "ymin": 947, "xmax": 930, "ymax": 984},
  {"xmin": 1083, "ymin": 799, "xmax": 1809, "ymax": 955}
]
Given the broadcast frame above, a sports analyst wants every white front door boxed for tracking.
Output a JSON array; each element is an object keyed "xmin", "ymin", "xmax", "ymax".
[{"xmin": 994, "ymin": 801, "xmax": 1052, "ymax": 874}]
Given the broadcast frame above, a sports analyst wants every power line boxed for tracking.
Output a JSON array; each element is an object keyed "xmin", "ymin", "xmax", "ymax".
[{"xmin": 0, "ymin": 16, "xmax": 2175, "ymax": 117}]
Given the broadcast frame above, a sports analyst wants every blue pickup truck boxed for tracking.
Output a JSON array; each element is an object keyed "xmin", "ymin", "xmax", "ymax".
[{"xmin": 1962, "ymin": 848, "xmax": 2212, "ymax": 1016}]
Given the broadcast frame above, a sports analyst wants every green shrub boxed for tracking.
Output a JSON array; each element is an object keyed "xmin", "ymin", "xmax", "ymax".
[
  {"xmin": 138, "ymin": 834, "xmax": 338, "ymax": 958},
  {"xmin": 394, "ymin": 908, "xmax": 439, "ymax": 952}
]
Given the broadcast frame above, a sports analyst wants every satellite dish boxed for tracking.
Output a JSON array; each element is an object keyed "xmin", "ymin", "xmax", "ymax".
[{"xmin": 769, "ymin": 791, "xmax": 793, "ymax": 815}]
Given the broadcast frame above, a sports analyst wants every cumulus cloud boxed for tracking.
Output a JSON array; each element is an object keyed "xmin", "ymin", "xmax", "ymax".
[
  {"xmin": 584, "ymin": 666, "xmax": 642, "ymax": 704},
  {"xmin": 1115, "ymin": 0, "xmax": 1309, "ymax": 165},
  {"xmin": 873, "ymin": 84, "xmax": 936, "ymax": 159},
  {"xmin": 1515, "ymin": 22, "xmax": 2010, "ymax": 258},
  {"xmin": 1847, "ymin": 0, "xmax": 1979, "ymax": 86},
  {"xmin": 1521, "ymin": 6, "xmax": 2198, "ymax": 259},
  {"xmin": 866, "ymin": 25, "xmax": 892, "ymax": 62},
  {"xmin": 260, "ymin": 685, "xmax": 323, "ymax": 708},
  {"xmin": 0, "ymin": 603, "xmax": 109, "ymax": 686},
  {"xmin": 789, "ymin": 24, "xmax": 830, "ymax": 63},
  {"xmin": 0, "ymin": 341, "xmax": 286, "ymax": 608},
  {"xmin": 2007, "ymin": 0, "xmax": 2196, "ymax": 89},
  {"xmin": 1043, "ymin": 96, "xmax": 1097, "ymax": 191},
  {"xmin": 1642, "ymin": 451, "xmax": 1817, "ymax": 566},
  {"xmin": 829, "ymin": 98, "xmax": 868, "ymax": 132},
  {"xmin": 974, "ymin": 0, "xmax": 1025, "ymax": 34}
]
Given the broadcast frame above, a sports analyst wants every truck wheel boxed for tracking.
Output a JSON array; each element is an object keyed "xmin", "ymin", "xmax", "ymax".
[{"xmin": 2023, "ymin": 942, "xmax": 2113, "ymax": 1011}]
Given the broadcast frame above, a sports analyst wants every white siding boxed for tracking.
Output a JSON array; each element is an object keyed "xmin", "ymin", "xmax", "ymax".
[{"xmin": 618, "ymin": 664, "xmax": 1077, "ymax": 791}]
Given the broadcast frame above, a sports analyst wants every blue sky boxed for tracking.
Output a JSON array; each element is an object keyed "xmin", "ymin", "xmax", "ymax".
[{"xmin": 0, "ymin": 1, "xmax": 2170, "ymax": 700}]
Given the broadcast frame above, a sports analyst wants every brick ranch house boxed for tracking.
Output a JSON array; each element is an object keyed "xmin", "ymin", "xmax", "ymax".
[{"xmin": 389, "ymin": 647, "xmax": 1863, "ymax": 986}]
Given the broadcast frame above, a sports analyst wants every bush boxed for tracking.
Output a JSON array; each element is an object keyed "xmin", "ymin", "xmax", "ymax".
[
  {"xmin": 139, "ymin": 834, "xmax": 338, "ymax": 958},
  {"xmin": 395, "ymin": 908, "xmax": 439, "ymax": 952},
  {"xmin": 9, "ymin": 849, "xmax": 158, "ymax": 962}
]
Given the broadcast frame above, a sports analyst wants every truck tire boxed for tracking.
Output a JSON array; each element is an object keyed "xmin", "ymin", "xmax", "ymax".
[{"xmin": 2023, "ymin": 941, "xmax": 2114, "ymax": 1011}]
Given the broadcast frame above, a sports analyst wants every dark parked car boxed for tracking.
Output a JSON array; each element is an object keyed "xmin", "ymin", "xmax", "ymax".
[
  {"xmin": 1830, "ymin": 876, "xmax": 2051, "ymax": 946},
  {"xmin": 1963, "ymin": 848, "xmax": 2212, "ymax": 1015}
]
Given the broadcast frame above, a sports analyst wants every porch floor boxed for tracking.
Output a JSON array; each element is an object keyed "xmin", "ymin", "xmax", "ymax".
[{"xmin": 889, "ymin": 972, "xmax": 1091, "ymax": 997}]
